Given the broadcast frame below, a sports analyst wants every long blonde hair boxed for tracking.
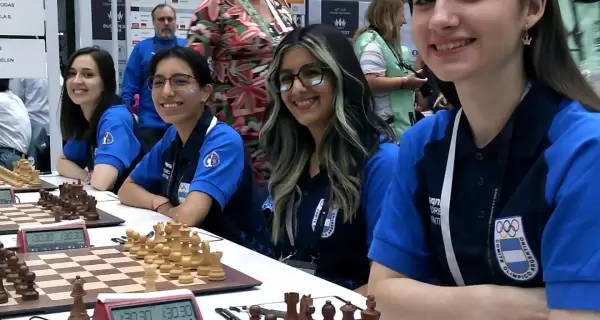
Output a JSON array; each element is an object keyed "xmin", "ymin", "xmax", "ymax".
[{"xmin": 353, "ymin": 0, "xmax": 405, "ymax": 46}]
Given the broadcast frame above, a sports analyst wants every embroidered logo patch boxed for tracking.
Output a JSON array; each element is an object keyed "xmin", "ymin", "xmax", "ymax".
[
  {"xmin": 261, "ymin": 196, "xmax": 273, "ymax": 211},
  {"xmin": 494, "ymin": 216, "xmax": 539, "ymax": 281},
  {"xmin": 311, "ymin": 199, "xmax": 339, "ymax": 239},
  {"xmin": 177, "ymin": 182, "xmax": 190, "ymax": 204},
  {"xmin": 102, "ymin": 132, "xmax": 114, "ymax": 145},
  {"xmin": 203, "ymin": 151, "xmax": 220, "ymax": 168}
]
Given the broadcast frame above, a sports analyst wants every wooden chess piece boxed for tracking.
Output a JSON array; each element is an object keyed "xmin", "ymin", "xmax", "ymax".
[
  {"xmin": 361, "ymin": 295, "xmax": 381, "ymax": 320},
  {"xmin": 144, "ymin": 264, "xmax": 158, "ymax": 292},
  {"xmin": 152, "ymin": 243, "xmax": 165, "ymax": 266},
  {"xmin": 15, "ymin": 265, "xmax": 29, "ymax": 295},
  {"xmin": 136, "ymin": 235, "xmax": 149, "ymax": 260},
  {"xmin": 197, "ymin": 240, "xmax": 211, "ymax": 276},
  {"xmin": 190, "ymin": 232, "xmax": 202, "ymax": 269},
  {"xmin": 284, "ymin": 292, "xmax": 300, "ymax": 320},
  {"xmin": 144, "ymin": 239, "xmax": 157, "ymax": 264},
  {"xmin": 130, "ymin": 232, "xmax": 141, "ymax": 255},
  {"xmin": 340, "ymin": 301, "xmax": 357, "ymax": 320},
  {"xmin": 21, "ymin": 272, "xmax": 39, "ymax": 301},
  {"xmin": 154, "ymin": 222, "xmax": 166, "ymax": 244},
  {"xmin": 159, "ymin": 246, "xmax": 173, "ymax": 274},
  {"xmin": 0, "ymin": 267, "xmax": 8, "ymax": 304},
  {"xmin": 124, "ymin": 229, "xmax": 135, "ymax": 251},
  {"xmin": 207, "ymin": 251, "xmax": 225, "ymax": 281},
  {"xmin": 299, "ymin": 294, "xmax": 315, "ymax": 320},
  {"xmin": 68, "ymin": 276, "xmax": 88, "ymax": 320},
  {"xmin": 180, "ymin": 224, "xmax": 191, "ymax": 257},
  {"xmin": 178, "ymin": 256, "xmax": 194, "ymax": 284},
  {"xmin": 249, "ymin": 305, "xmax": 262, "ymax": 320},
  {"xmin": 6, "ymin": 255, "xmax": 19, "ymax": 283},
  {"xmin": 0, "ymin": 247, "xmax": 6, "ymax": 273},
  {"xmin": 321, "ymin": 300, "xmax": 336, "ymax": 320},
  {"xmin": 168, "ymin": 251, "xmax": 183, "ymax": 279}
]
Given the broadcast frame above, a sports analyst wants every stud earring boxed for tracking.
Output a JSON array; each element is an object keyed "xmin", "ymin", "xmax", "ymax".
[{"xmin": 522, "ymin": 24, "xmax": 532, "ymax": 45}]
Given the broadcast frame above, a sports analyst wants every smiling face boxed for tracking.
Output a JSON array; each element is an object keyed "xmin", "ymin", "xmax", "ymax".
[
  {"xmin": 150, "ymin": 57, "xmax": 210, "ymax": 125},
  {"xmin": 278, "ymin": 46, "xmax": 335, "ymax": 129},
  {"xmin": 65, "ymin": 54, "xmax": 104, "ymax": 108},
  {"xmin": 411, "ymin": 0, "xmax": 526, "ymax": 83}
]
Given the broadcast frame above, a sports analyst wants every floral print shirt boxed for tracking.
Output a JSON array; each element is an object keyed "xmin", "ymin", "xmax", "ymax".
[{"xmin": 188, "ymin": 0, "xmax": 295, "ymax": 184}]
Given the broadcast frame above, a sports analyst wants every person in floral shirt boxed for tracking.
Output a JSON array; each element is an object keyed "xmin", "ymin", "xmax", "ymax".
[{"xmin": 187, "ymin": 0, "xmax": 295, "ymax": 185}]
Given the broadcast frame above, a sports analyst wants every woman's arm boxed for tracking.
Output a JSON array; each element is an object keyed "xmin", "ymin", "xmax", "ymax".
[
  {"xmin": 369, "ymin": 263, "xmax": 549, "ymax": 320},
  {"xmin": 365, "ymin": 74, "xmax": 404, "ymax": 93},
  {"xmin": 118, "ymin": 177, "xmax": 173, "ymax": 213},
  {"xmin": 56, "ymin": 152, "xmax": 89, "ymax": 180},
  {"xmin": 90, "ymin": 164, "xmax": 118, "ymax": 191}
]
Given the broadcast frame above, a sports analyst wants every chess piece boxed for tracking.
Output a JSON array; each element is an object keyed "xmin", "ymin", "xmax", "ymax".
[
  {"xmin": 6, "ymin": 255, "xmax": 19, "ymax": 283},
  {"xmin": 52, "ymin": 206, "xmax": 63, "ymax": 222},
  {"xmin": 164, "ymin": 222, "xmax": 174, "ymax": 248},
  {"xmin": 168, "ymin": 251, "xmax": 183, "ymax": 279},
  {"xmin": 68, "ymin": 276, "xmax": 88, "ymax": 320},
  {"xmin": 152, "ymin": 243, "xmax": 166, "ymax": 266},
  {"xmin": 15, "ymin": 265, "xmax": 29, "ymax": 295},
  {"xmin": 190, "ymin": 232, "xmax": 202, "ymax": 269},
  {"xmin": 144, "ymin": 239, "xmax": 157, "ymax": 264},
  {"xmin": 0, "ymin": 247, "xmax": 6, "ymax": 273},
  {"xmin": 340, "ymin": 301, "xmax": 357, "ymax": 320},
  {"xmin": 159, "ymin": 246, "xmax": 173, "ymax": 274},
  {"xmin": 180, "ymin": 225, "xmax": 191, "ymax": 257},
  {"xmin": 178, "ymin": 256, "xmax": 194, "ymax": 284},
  {"xmin": 299, "ymin": 294, "xmax": 315, "ymax": 320},
  {"xmin": 0, "ymin": 267, "xmax": 8, "ymax": 304},
  {"xmin": 196, "ymin": 241, "xmax": 211, "ymax": 276},
  {"xmin": 284, "ymin": 292, "xmax": 300, "ymax": 320},
  {"xmin": 361, "ymin": 295, "xmax": 381, "ymax": 320},
  {"xmin": 265, "ymin": 315, "xmax": 277, "ymax": 320},
  {"xmin": 249, "ymin": 305, "xmax": 261, "ymax": 320},
  {"xmin": 144, "ymin": 264, "xmax": 158, "ymax": 292},
  {"xmin": 21, "ymin": 272, "xmax": 39, "ymax": 301},
  {"xmin": 207, "ymin": 251, "xmax": 225, "ymax": 281},
  {"xmin": 130, "ymin": 232, "xmax": 141, "ymax": 255},
  {"xmin": 321, "ymin": 300, "xmax": 336, "ymax": 320},
  {"xmin": 124, "ymin": 229, "xmax": 135, "ymax": 251},
  {"xmin": 153, "ymin": 222, "xmax": 166, "ymax": 244},
  {"xmin": 136, "ymin": 235, "xmax": 149, "ymax": 259}
]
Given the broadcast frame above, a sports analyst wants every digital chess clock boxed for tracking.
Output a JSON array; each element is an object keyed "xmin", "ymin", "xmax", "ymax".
[
  {"xmin": 17, "ymin": 219, "xmax": 90, "ymax": 253},
  {"xmin": 0, "ymin": 186, "xmax": 16, "ymax": 204},
  {"xmin": 93, "ymin": 289, "xmax": 203, "ymax": 320}
]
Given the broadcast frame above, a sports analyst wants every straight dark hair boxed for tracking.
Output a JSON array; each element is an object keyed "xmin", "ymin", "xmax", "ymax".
[
  {"xmin": 60, "ymin": 47, "xmax": 123, "ymax": 141},
  {"xmin": 0, "ymin": 79, "xmax": 9, "ymax": 92},
  {"xmin": 147, "ymin": 46, "xmax": 213, "ymax": 87},
  {"xmin": 429, "ymin": 0, "xmax": 600, "ymax": 110}
]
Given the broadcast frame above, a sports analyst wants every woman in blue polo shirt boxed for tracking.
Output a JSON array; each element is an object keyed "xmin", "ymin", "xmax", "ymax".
[
  {"xmin": 368, "ymin": 0, "xmax": 600, "ymax": 318},
  {"xmin": 57, "ymin": 47, "xmax": 142, "ymax": 193},
  {"xmin": 118, "ymin": 47, "xmax": 272, "ymax": 256},
  {"xmin": 260, "ymin": 24, "xmax": 398, "ymax": 293}
]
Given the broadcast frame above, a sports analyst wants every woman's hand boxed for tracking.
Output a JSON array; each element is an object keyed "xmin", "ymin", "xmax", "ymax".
[
  {"xmin": 434, "ymin": 93, "xmax": 450, "ymax": 109},
  {"xmin": 402, "ymin": 70, "xmax": 428, "ymax": 89}
]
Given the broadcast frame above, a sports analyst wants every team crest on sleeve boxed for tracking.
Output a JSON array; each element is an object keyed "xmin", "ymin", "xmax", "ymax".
[
  {"xmin": 494, "ymin": 216, "xmax": 539, "ymax": 281},
  {"xmin": 101, "ymin": 132, "xmax": 114, "ymax": 145},
  {"xmin": 261, "ymin": 196, "xmax": 273, "ymax": 211},
  {"xmin": 203, "ymin": 151, "xmax": 220, "ymax": 168},
  {"xmin": 311, "ymin": 199, "xmax": 339, "ymax": 238},
  {"xmin": 177, "ymin": 182, "xmax": 190, "ymax": 203}
]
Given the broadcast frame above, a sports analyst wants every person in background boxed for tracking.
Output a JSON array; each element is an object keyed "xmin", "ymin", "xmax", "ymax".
[
  {"xmin": 0, "ymin": 79, "xmax": 31, "ymax": 170},
  {"xmin": 57, "ymin": 47, "xmax": 143, "ymax": 193},
  {"xmin": 118, "ymin": 47, "xmax": 272, "ymax": 256},
  {"xmin": 187, "ymin": 0, "xmax": 295, "ymax": 185},
  {"xmin": 261, "ymin": 25, "xmax": 398, "ymax": 293},
  {"xmin": 368, "ymin": 0, "xmax": 600, "ymax": 318},
  {"xmin": 9, "ymin": 78, "xmax": 50, "ymax": 131},
  {"xmin": 122, "ymin": 4, "xmax": 186, "ymax": 153},
  {"xmin": 354, "ymin": 0, "xmax": 427, "ymax": 141}
]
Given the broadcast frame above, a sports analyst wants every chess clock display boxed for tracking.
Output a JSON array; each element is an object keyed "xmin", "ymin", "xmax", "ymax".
[
  {"xmin": 93, "ymin": 289, "xmax": 203, "ymax": 320},
  {"xmin": 16, "ymin": 220, "xmax": 90, "ymax": 253},
  {"xmin": 0, "ymin": 186, "xmax": 15, "ymax": 204}
]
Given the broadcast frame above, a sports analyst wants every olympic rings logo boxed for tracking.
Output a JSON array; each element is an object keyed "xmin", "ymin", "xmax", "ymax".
[{"xmin": 496, "ymin": 219, "xmax": 520, "ymax": 238}]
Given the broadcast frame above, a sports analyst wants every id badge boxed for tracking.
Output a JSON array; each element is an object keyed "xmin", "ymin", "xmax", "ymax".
[{"xmin": 285, "ymin": 259, "xmax": 317, "ymax": 275}]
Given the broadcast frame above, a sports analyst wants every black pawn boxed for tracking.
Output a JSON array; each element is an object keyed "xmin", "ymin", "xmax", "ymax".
[
  {"xmin": 322, "ymin": 300, "xmax": 336, "ymax": 320},
  {"xmin": 15, "ymin": 265, "xmax": 29, "ymax": 295},
  {"xmin": 0, "ymin": 267, "xmax": 8, "ymax": 304},
  {"xmin": 21, "ymin": 272, "xmax": 38, "ymax": 301}
]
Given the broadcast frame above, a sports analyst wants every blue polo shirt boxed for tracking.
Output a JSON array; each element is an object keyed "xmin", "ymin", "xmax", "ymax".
[
  {"xmin": 63, "ymin": 104, "xmax": 142, "ymax": 192},
  {"xmin": 121, "ymin": 36, "xmax": 186, "ymax": 129},
  {"xmin": 369, "ymin": 82, "xmax": 600, "ymax": 311},
  {"xmin": 129, "ymin": 109, "xmax": 272, "ymax": 256},
  {"xmin": 265, "ymin": 141, "xmax": 398, "ymax": 290}
]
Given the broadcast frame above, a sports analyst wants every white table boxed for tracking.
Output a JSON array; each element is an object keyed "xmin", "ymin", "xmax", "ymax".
[{"xmin": 5, "ymin": 174, "xmax": 367, "ymax": 320}]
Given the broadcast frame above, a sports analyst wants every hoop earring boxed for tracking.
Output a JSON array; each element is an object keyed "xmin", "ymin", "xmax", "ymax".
[{"xmin": 522, "ymin": 24, "xmax": 532, "ymax": 45}]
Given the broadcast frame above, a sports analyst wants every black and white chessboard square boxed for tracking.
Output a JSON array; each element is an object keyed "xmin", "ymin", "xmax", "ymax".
[{"xmin": 0, "ymin": 204, "xmax": 55, "ymax": 226}]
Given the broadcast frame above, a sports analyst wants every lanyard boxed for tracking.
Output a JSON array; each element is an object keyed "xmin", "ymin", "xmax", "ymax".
[
  {"xmin": 441, "ymin": 83, "xmax": 531, "ymax": 286},
  {"xmin": 284, "ymin": 186, "xmax": 331, "ymax": 261},
  {"xmin": 165, "ymin": 114, "xmax": 217, "ymax": 204}
]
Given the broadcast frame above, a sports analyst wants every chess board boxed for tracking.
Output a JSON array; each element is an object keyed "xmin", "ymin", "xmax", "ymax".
[
  {"xmin": 0, "ymin": 203, "xmax": 124, "ymax": 235},
  {"xmin": 1, "ymin": 180, "xmax": 58, "ymax": 193},
  {"xmin": 0, "ymin": 246, "xmax": 262, "ymax": 317}
]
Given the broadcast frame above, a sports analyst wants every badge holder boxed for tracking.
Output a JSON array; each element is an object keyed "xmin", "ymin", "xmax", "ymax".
[{"xmin": 283, "ymin": 250, "xmax": 318, "ymax": 275}]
